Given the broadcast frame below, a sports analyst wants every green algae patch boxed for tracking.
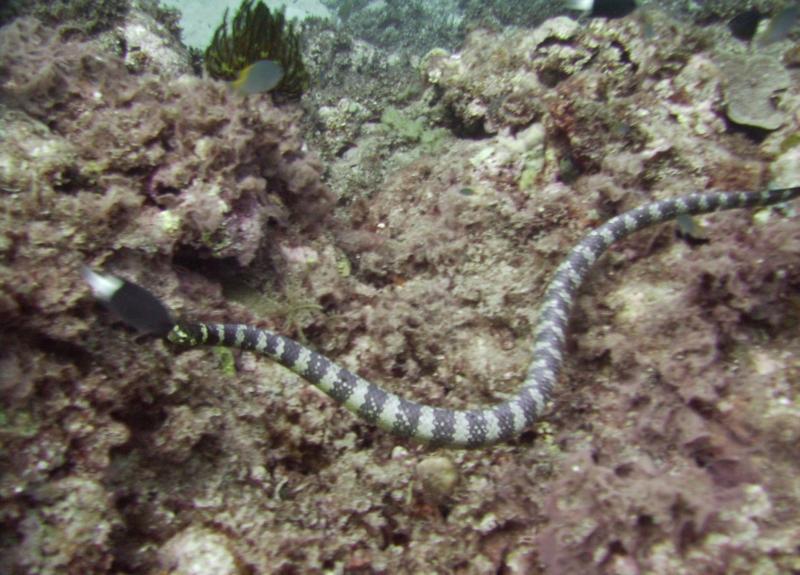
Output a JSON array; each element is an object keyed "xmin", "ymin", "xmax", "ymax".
[
  {"xmin": 0, "ymin": 408, "xmax": 40, "ymax": 439},
  {"xmin": 779, "ymin": 132, "xmax": 800, "ymax": 155},
  {"xmin": 212, "ymin": 347, "xmax": 237, "ymax": 376},
  {"xmin": 381, "ymin": 106, "xmax": 426, "ymax": 143}
]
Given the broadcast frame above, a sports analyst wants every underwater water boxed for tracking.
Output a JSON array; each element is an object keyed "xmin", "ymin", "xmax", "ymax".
[{"xmin": 0, "ymin": 0, "xmax": 799, "ymax": 573}]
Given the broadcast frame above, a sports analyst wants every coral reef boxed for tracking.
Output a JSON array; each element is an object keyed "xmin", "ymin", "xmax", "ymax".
[
  {"xmin": 0, "ymin": 14, "xmax": 330, "ymax": 573},
  {"xmin": 0, "ymin": 17, "xmax": 330, "ymax": 266},
  {"xmin": 659, "ymin": 0, "xmax": 793, "ymax": 25},
  {"xmin": 109, "ymin": 0, "xmax": 192, "ymax": 77},
  {"xmin": 460, "ymin": 0, "xmax": 565, "ymax": 30},
  {"xmin": 1, "ymin": 4, "xmax": 799, "ymax": 575},
  {"xmin": 337, "ymin": 0, "xmax": 464, "ymax": 55},
  {"xmin": 0, "ymin": 0, "xmax": 130, "ymax": 33},
  {"xmin": 0, "ymin": 0, "xmax": 184, "ymax": 42}
]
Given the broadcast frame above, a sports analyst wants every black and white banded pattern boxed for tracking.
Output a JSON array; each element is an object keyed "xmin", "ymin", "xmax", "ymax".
[{"xmin": 168, "ymin": 187, "xmax": 800, "ymax": 447}]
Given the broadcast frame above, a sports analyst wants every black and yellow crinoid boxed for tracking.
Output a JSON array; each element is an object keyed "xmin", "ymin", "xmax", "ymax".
[{"xmin": 204, "ymin": 0, "xmax": 309, "ymax": 99}]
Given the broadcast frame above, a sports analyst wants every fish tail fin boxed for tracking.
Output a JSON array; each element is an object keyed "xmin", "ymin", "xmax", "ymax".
[{"xmin": 566, "ymin": 0, "xmax": 594, "ymax": 11}]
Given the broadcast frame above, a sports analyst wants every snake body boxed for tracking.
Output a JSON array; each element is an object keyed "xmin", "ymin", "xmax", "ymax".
[{"xmin": 164, "ymin": 187, "xmax": 800, "ymax": 447}]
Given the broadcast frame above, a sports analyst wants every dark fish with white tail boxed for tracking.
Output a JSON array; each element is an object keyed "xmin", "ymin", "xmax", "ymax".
[
  {"xmin": 728, "ymin": 4, "xmax": 799, "ymax": 45},
  {"xmin": 567, "ymin": 0, "xmax": 637, "ymax": 19},
  {"xmin": 728, "ymin": 8, "xmax": 763, "ymax": 41},
  {"xmin": 757, "ymin": 4, "xmax": 799, "ymax": 46},
  {"xmin": 82, "ymin": 267, "xmax": 174, "ymax": 336}
]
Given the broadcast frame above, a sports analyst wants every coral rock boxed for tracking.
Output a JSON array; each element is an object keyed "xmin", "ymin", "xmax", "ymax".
[
  {"xmin": 159, "ymin": 527, "xmax": 242, "ymax": 575},
  {"xmin": 719, "ymin": 53, "xmax": 791, "ymax": 130}
]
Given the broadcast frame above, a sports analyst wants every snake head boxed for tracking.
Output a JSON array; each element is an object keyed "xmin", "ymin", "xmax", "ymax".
[{"xmin": 166, "ymin": 323, "xmax": 207, "ymax": 346}]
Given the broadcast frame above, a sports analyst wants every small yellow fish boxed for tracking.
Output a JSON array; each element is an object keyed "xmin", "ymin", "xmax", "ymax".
[{"xmin": 230, "ymin": 59, "xmax": 284, "ymax": 95}]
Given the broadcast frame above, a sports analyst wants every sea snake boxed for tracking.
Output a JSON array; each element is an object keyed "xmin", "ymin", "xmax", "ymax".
[{"xmin": 85, "ymin": 186, "xmax": 800, "ymax": 447}]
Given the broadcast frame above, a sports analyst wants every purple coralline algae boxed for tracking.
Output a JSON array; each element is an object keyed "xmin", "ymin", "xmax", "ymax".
[
  {"xmin": 0, "ymin": 5, "xmax": 798, "ymax": 575},
  {"xmin": 0, "ymin": 17, "xmax": 331, "ymax": 267}
]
